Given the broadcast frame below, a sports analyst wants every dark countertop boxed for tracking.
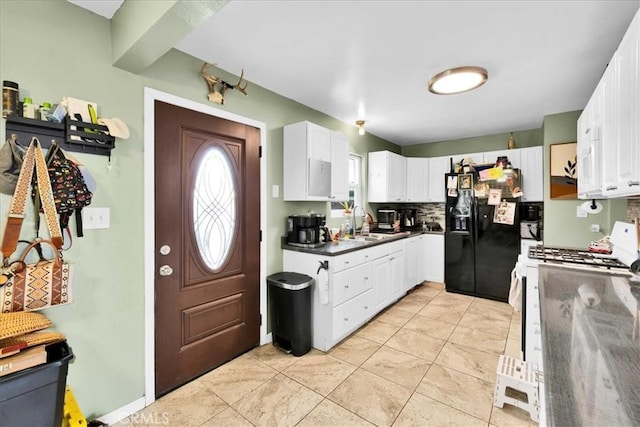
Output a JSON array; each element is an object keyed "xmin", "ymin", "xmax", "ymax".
[
  {"xmin": 281, "ymin": 230, "xmax": 444, "ymax": 256},
  {"xmin": 538, "ymin": 264, "xmax": 640, "ymax": 426}
]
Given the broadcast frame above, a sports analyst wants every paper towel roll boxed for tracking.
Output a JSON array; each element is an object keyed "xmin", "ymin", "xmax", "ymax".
[
  {"xmin": 578, "ymin": 283, "xmax": 601, "ymax": 308},
  {"xmin": 318, "ymin": 268, "xmax": 329, "ymax": 305}
]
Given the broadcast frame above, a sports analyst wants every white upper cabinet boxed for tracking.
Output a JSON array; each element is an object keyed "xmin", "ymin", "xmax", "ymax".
[
  {"xmin": 588, "ymin": 9, "xmax": 640, "ymax": 198},
  {"xmin": 427, "ymin": 156, "xmax": 450, "ymax": 202},
  {"xmin": 406, "ymin": 158, "xmax": 428, "ymax": 203},
  {"xmin": 368, "ymin": 151, "xmax": 407, "ymax": 202},
  {"xmin": 613, "ymin": 10, "xmax": 640, "ymax": 195},
  {"xmin": 520, "ymin": 146, "xmax": 544, "ymax": 202},
  {"xmin": 283, "ymin": 121, "xmax": 349, "ymax": 201},
  {"xmin": 577, "ymin": 81, "xmax": 603, "ymax": 198}
]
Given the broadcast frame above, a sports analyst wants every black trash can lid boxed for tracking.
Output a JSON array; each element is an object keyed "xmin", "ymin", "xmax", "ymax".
[{"xmin": 267, "ymin": 272, "xmax": 314, "ymax": 290}]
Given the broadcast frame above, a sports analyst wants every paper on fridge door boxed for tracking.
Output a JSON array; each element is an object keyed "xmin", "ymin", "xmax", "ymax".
[{"xmin": 318, "ymin": 268, "xmax": 329, "ymax": 305}]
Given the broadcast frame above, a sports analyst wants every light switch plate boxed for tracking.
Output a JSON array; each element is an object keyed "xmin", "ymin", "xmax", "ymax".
[
  {"xmin": 272, "ymin": 185, "xmax": 279, "ymax": 198},
  {"xmin": 83, "ymin": 207, "xmax": 110, "ymax": 229}
]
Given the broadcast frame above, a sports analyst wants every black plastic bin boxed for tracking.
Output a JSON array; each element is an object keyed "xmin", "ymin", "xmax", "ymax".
[
  {"xmin": 267, "ymin": 272, "xmax": 314, "ymax": 356},
  {"xmin": 0, "ymin": 341, "xmax": 74, "ymax": 427}
]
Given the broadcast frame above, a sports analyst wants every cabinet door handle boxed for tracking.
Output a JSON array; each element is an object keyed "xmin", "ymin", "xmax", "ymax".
[
  {"xmin": 364, "ymin": 305, "xmax": 369, "ymax": 310},
  {"xmin": 344, "ymin": 284, "xmax": 350, "ymax": 289},
  {"xmin": 364, "ymin": 255, "xmax": 369, "ymax": 259},
  {"xmin": 364, "ymin": 277, "xmax": 369, "ymax": 280},
  {"xmin": 606, "ymin": 185, "xmax": 618, "ymax": 191},
  {"xmin": 628, "ymin": 181, "xmax": 640, "ymax": 187},
  {"xmin": 345, "ymin": 261, "xmax": 350, "ymax": 265},
  {"xmin": 534, "ymin": 346, "xmax": 542, "ymax": 351},
  {"xmin": 344, "ymin": 317, "xmax": 349, "ymax": 322}
]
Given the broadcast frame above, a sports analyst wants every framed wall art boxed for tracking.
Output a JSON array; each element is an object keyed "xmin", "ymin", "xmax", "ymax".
[{"xmin": 550, "ymin": 142, "xmax": 577, "ymax": 199}]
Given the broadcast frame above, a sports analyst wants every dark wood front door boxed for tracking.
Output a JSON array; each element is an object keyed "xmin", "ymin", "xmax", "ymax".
[{"xmin": 154, "ymin": 100, "xmax": 261, "ymax": 396}]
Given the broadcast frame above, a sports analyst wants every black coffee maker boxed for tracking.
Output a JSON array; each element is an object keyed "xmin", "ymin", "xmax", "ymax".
[
  {"xmin": 398, "ymin": 208, "xmax": 418, "ymax": 230},
  {"xmin": 287, "ymin": 214, "xmax": 328, "ymax": 248}
]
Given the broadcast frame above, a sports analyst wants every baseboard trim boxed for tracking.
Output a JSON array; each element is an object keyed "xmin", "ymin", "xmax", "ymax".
[{"xmin": 96, "ymin": 397, "xmax": 146, "ymax": 425}]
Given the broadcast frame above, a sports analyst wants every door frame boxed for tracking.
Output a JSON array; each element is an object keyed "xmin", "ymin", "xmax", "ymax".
[{"xmin": 143, "ymin": 87, "xmax": 268, "ymax": 407}]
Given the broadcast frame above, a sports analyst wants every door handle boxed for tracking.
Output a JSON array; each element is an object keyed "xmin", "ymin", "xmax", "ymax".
[
  {"xmin": 628, "ymin": 181, "xmax": 640, "ymax": 187},
  {"xmin": 159, "ymin": 265, "xmax": 174, "ymax": 276}
]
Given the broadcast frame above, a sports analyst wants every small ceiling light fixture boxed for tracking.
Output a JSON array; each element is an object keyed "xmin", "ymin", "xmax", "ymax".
[
  {"xmin": 428, "ymin": 66, "xmax": 488, "ymax": 95},
  {"xmin": 356, "ymin": 120, "xmax": 365, "ymax": 136}
]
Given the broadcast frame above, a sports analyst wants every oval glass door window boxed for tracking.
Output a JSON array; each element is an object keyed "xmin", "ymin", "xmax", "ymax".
[{"xmin": 193, "ymin": 146, "xmax": 236, "ymax": 270}]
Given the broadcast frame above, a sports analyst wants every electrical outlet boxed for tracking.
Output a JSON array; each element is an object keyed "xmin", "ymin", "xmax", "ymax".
[
  {"xmin": 590, "ymin": 224, "xmax": 600, "ymax": 233},
  {"xmin": 83, "ymin": 207, "xmax": 110, "ymax": 229},
  {"xmin": 576, "ymin": 206, "xmax": 588, "ymax": 218}
]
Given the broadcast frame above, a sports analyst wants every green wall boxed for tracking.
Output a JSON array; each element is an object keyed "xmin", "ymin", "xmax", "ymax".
[
  {"xmin": 542, "ymin": 111, "xmax": 627, "ymax": 247},
  {"xmin": 401, "ymin": 128, "xmax": 543, "ymax": 157},
  {"xmin": 0, "ymin": 0, "xmax": 397, "ymax": 419}
]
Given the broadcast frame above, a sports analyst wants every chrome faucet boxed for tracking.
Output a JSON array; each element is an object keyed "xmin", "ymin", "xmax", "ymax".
[{"xmin": 352, "ymin": 205, "xmax": 366, "ymax": 235}]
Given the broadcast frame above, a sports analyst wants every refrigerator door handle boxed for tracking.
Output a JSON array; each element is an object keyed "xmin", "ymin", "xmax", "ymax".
[{"xmin": 473, "ymin": 199, "xmax": 479, "ymax": 244}]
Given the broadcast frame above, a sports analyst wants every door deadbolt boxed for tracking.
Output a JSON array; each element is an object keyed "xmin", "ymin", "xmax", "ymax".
[
  {"xmin": 159, "ymin": 245, "xmax": 171, "ymax": 255},
  {"xmin": 159, "ymin": 265, "xmax": 173, "ymax": 276}
]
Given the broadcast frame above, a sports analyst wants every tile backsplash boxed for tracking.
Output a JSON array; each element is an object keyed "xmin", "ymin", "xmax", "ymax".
[
  {"xmin": 627, "ymin": 199, "xmax": 640, "ymax": 222},
  {"xmin": 409, "ymin": 203, "xmax": 446, "ymax": 229}
]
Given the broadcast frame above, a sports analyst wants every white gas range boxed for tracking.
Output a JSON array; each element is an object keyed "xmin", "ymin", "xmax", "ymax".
[
  {"xmin": 518, "ymin": 221, "xmax": 639, "ymax": 426},
  {"xmin": 519, "ymin": 221, "xmax": 637, "ymax": 367}
]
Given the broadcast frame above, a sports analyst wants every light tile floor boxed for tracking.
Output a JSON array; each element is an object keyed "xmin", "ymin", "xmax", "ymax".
[{"xmin": 114, "ymin": 283, "xmax": 537, "ymax": 426}]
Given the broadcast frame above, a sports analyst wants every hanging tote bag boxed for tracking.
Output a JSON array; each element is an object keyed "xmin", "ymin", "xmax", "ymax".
[{"xmin": 0, "ymin": 138, "xmax": 73, "ymax": 313}]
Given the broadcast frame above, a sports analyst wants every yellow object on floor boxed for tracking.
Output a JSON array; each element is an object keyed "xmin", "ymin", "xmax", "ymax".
[{"xmin": 62, "ymin": 386, "xmax": 86, "ymax": 427}]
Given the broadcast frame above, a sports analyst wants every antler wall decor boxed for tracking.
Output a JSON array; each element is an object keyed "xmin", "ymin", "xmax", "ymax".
[{"xmin": 201, "ymin": 62, "xmax": 248, "ymax": 105}]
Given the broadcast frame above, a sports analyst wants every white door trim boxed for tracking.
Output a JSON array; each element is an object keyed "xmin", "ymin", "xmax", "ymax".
[{"xmin": 143, "ymin": 87, "xmax": 268, "ymax": 407}]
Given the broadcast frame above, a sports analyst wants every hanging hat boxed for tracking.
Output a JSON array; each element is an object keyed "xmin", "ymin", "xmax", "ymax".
[
  {"xmin": 0, "ymin": 137, "xmax": 26, "ymax": 195},
  {"xmin": 97, "ymin": 117, "xmax": 130, "ymax": 140}
]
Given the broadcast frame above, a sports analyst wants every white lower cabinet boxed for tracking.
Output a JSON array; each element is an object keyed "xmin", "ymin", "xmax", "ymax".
[
  {"xmin": 372, "ymin": 255, "xmax": 391, "ymax": 312},
  {"xmin": 283, "ymin": 238, "xmax": 411, "ymax": 351},
  {"xmin": 424, "ymin": 234, "xmax": 445, "ymax": 283},
  {"xmin": 404, "ymin": 235, "xmax": 427, "ymax": 291},
  {"xmin": 389, "ymin": 250, "xmax": 404, "ymax": 302}
]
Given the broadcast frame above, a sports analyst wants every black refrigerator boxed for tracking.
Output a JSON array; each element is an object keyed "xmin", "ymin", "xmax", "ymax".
[{"xmin": 444, "ymin": 169, "xmax": 521, "ymax": 302}]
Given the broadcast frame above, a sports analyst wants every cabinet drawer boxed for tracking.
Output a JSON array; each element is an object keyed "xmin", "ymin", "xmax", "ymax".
[
  {"xmin": 332, "ymin": 289, "xmax": 373, "ymax": 342},
  {"xmin": 332, "ymin": 263, "xmax": 371, "ymax": 307},
  {"xmin": 364, "ymin": 243, "xmax": 389, "ymax": 260},
  {"xmin": 386, "ymin": 240, "xmax": 404, "ymax": 254},
  {"xmin": 333, "ymin": 251, "xmax": 368, "ymax": 273}
]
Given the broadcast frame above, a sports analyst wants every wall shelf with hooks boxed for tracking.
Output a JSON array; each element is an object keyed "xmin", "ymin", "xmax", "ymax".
[{"xmin": 4, "ymin": 115, "xmax": 115, "ymax": 156}]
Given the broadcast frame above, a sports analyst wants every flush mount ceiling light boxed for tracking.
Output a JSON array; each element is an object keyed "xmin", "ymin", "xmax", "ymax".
[
  {"xmin": 356, "ymin": 120, "xmax": 365, "ymax": 136},
  {"xmin": 428, "ymin": 66, "xmax": 488, "ymax": 95}
]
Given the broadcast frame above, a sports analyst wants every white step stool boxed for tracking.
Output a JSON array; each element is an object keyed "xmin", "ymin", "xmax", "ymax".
[{"xmin": 493, "ymin": 355, "xmax": 540, "ymax": 422}]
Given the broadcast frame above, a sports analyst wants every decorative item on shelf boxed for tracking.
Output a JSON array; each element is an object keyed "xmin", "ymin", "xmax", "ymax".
[
  {"xmin": 507, "ymin": 132, "xmax": 516, "ymax": 149},
  {"xmin": 2, "ymin": 81, "xmax": 19, "ymax": 118},
  {"xmin": 356, "ymin": 120, "xmax": 365, "ymax": 136},
  {"xmin": 21, "ymin": 97, "xmax": 37, "ymax": 119},
  {"xmin": 201, "ymin": 62, "xmax": 248, "ymax": 105}
]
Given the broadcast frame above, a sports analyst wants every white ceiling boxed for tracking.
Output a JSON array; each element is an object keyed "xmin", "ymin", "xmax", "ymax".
[{"xmin": 70, "ymin": 0, "xmax": 640, "ymax": 146}]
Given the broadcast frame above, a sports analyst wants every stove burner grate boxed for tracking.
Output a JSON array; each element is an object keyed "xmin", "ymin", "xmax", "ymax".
[{"xmin": 528, "ymin": 245, "xmax": 628, "ymax": 270}]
